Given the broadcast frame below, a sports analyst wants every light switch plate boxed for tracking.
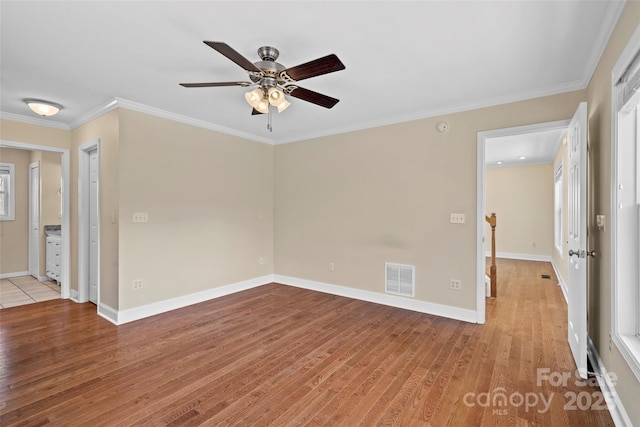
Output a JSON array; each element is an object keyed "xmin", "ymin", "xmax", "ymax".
[
  {"xmin": 133, "ymin": 212, "xmax": 148, "ymax": 223},
  {"xmin": 450, "ymin": 213, "xmax": 465, "ymax": 224}
]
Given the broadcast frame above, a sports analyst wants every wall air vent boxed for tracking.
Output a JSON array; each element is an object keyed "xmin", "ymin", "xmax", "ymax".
[{"xmin": 385, "ymin": 262, "xmax": 415, "ymax": 297}]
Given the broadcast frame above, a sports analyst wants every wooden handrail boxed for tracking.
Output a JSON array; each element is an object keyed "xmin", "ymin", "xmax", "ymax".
[{"xmin": 485, "ymin": 213, "xmax": 497, "ymax": 297}]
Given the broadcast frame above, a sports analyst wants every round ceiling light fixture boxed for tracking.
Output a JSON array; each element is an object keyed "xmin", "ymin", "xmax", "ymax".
[{"xmin": 24, "ymin": 98, "xmax": 63, "ymax": 117}]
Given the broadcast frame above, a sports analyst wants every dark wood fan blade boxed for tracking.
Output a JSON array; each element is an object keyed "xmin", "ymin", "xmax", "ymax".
[
  {"xmin": 203, "ymin": 41, "xmax": 262, "ymax": 73},
  {"xmin": 251, "ymin": 108, "xmax": 264, "ymax": 115},
  {"xmin": 281, "ymin": 54, "xmax": 345, "ymax": 82},
  {"xmin": 179, "ymin": 81, "xmax": 252, "ymax": 88},
  {"xmin": 287, "ymin": 86, "xmax": 340, "ymax": 109}
]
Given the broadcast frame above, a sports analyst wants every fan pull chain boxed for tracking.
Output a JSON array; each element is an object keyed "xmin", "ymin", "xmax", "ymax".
[{"xmin": 267, "ymin": 107, "xmax": 273, "ymax": 132}]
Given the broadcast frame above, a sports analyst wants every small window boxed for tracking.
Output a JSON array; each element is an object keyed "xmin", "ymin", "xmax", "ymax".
[
  {"xmin": 0, "ymin": 162, "xmax": 15, "ymax": 221},
  {"xmin": 554, "ymin": 162, "xmax": 563, "ymax": 254}
]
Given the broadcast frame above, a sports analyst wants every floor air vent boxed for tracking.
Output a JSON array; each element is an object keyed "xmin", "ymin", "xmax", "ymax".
[
  {"xmin": 385, "ymin": 263, "xmax": 415, "ymax": 297},
  {"xmin": 541, "ymin": 274, "xmax": 551, "ymax": 279}
]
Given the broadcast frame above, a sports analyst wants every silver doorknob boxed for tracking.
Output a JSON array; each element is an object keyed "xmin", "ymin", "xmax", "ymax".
[{"xmin": 587, "ymin": 250, "xmax": 597, "ymax": 258}]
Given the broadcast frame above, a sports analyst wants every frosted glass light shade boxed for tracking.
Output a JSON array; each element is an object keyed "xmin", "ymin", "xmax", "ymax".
[
  {"xmin": 268, "ymin": 88, "xmax": 285, "ymax": 107},
  {"xmin": 244, "ymin": 89, "xmax": 263, "ymax": 108},
  {"xmin": 25, "ymin": 99, "xmax": 62, "ymax": 116},
  {"xmin": 255, "ymin": 98, "xmax": 269, "ymax": 114},
  {"xmin": 277, "ymin": 99, "xmax": 291, "ymax": 113}
]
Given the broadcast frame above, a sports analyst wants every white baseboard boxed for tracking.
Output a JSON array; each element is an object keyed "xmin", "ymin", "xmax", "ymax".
[
  {"xmin": 110, "ymin": 275, "xmax": 274, "ymax": 325},
  {"xmin": 0, "ymin": 271, "xmax": 29, "ymax": 279},
  {"xmin": 274, "ymin": 274, "xmax": 478, "ymax": 324},
  {"xmin": 70, "ymin": 289, "xmax": 79, "ymax": 302},
  {"xmin": 587, "ymin": 335, "xmax": 632, "ymax": 427},
  {"xmin": 550, "ymin": 259, "xmax": 568, "ymax": 303},
  {"xmin": 80, "ymin": 274, "xmax": 478, "ymax": 326},
  {"xmin": 485, "ymin": 251, "xmax": 552, "ymax": 262},
  {"xmin": 98, "ymin": 302, "xmax": 119, "ymax": 325}
]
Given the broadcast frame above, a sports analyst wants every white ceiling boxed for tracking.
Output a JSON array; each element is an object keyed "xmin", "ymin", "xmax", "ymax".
[
  {"xmin": 0, "ymin": 1, "xmax": 623, "ymax": 145},
  {"xmin": 485, "ymin": 128, "xmax": 566, "ymax": 168}
]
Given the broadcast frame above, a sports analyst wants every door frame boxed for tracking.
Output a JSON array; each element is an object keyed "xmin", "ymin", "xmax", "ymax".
[
  {"xmin": 28, "ymin": 161, "xmax": 42, "ymax": 280},
  {"xmin": 78, "ymin": 139, "xmax": 100, "ymax": 304},
  {"xmin": 476, "ymin": 119, "xmax": 570, "ymax": 324},
  {"xmin": 0, "ymin": 140, "xmax": 70, "ymax": 299}
]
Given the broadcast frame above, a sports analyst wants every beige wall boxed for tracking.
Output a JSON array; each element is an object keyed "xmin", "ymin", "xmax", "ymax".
[
  {"xmin": 30, "ymin": 150, "xmax": 62, "ymax": 277},
  {"xmin": 0, "ymin": 148, "xmax": 30, "ymax": 274},
  {"xmin": 274, "ymin": 90, "xmax": 585, "ymax": 311},
  {"xmin": 551, "ymin": 138, "xmax": 569, "ymax": 286},
  {"xmin": 485, "ymin": 164, "xmax": 554, "ymax": 257},
  {"xmin": 117, "ymin": 109, "xmax": 274, "ymax": 310},
  {"xmin": 586, "ymin": 2, "xmax": 640, "ymax": 424},
  {"xmin": 71, "ymin": 109, "xmax": 120, "ymax": 308}
]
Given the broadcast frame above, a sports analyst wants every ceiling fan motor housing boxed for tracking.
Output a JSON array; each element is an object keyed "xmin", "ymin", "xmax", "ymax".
[{"xmin": 252, "ymin": 46, "xmax": 286, "ymax": 89}]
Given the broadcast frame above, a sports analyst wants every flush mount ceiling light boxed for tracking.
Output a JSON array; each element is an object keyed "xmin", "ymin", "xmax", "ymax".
[
  {"xmin": 24, "ymin": 99, "xmax": 63, "ymax": 117},
  {"xmin": 180, "ymin": 41, "xmax": 345, "ymax": 132}
]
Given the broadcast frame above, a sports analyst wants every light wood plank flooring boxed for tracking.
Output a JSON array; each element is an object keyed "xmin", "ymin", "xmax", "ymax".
[{"xmin": 0, "ymin": 259, "xmax": 614, "ymax": 426}]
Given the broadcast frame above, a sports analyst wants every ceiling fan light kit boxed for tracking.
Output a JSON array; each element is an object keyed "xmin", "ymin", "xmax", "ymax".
[{"xmin": 180, "ymin": 41, "xmax": 345, "ymax": 131}]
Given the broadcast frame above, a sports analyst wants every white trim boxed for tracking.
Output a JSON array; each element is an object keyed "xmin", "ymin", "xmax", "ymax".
[
  {"xmin": 113, "ymin": 98, "xmax": 275, "ymax": 145},
  {"xmin": 69, "ymin": 99, "xmax": 119, "ymax": 129},
  {"xmin": 0, "ymin": 140, "xmax": 70, "ymax": 299},
  {"xmin": 0, "ymin": 111, "xmax": 71, "ymax": 130},
  {"xmin": 0, "ymin": 271, "xmax": 29, "ymax": 279},
  {"xmin": 78, "ymin": 139, "xmax": 100, "ymax": 305},
  {"xmin": 587, "ymin": 335, "xmax": 633, "ymax": 427},
  {"xmin": 275, "ymin": 275, "xmax": 478, "ymax": 324},
  {"xmin": 28, "ymin": 162, "xmax": 39, "ymax": 278},
  {"xmin": 0, "ymin": 161, "xmax": 15, "ymax": 221},
  {"xmin": 477, "ymin": 131, "xmax": 486, "ymax": 324},
  {"xmin": 551, "ymin": 258, "xmax": 569, "ymax": 303},
  {"xmin": 580, "ymin": 1, "xmax": 626, "ymax": 88},
  {"xmin": 485, "ymin": 251, "xmax": 553, "ymax": 262},
  {"xmin": 477, "ymin": 120, "xmax": 570, "ymax": 326},
  {"xmin": 111, "ymin": 275, "xmax": 273, "ymax": 325},
  {"xmin": 70, "ymin": 288, "xmax": 79, "ymax": 302},
  {"xmin": 611, "ymin": 23, "xmax": 640, "ymax": 384},
  {"xmin": 98, "ymin": 302, "xmax": 118, "ymax": 325}
]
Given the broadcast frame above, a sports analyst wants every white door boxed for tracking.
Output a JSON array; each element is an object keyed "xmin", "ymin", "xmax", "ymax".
[
  {"xmin": 89, "ymin": 149, "xmax": 99, "ymax": 304},
  {"xmin": 567, "ymin": 102, "xmax": 588, "ymax": 379},
  {"xmin": 29, "ymin": 162, "xmax": 40, "ymax": 278}
]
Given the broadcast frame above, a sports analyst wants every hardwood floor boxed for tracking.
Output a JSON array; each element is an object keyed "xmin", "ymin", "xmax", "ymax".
[{"xmin": 0, "ymin": 259, "xmax": 614, "ymax": 426}]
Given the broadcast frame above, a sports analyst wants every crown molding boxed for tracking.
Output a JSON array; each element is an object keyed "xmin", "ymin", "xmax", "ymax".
[
  {"xmin": 580, "ymin": 0, "xmax": 626, "ymax": 86},
  {"xmin": 273, "ymin": 79, "xmax": 586, "ymax": 145},
  {"xmin": 0, "ymin": 75, "xmax": 587, "ymax": 146},
  {"xmin": 69, "ymin": 99, "xmax": 119, "ymax": 129},
  {"xmin": 0, "ymin": 111, "xmax": 71, "ymax": 130},
  {"xmin": 113, "ymin": 98, "xmax": 275, "ymax": 145}
]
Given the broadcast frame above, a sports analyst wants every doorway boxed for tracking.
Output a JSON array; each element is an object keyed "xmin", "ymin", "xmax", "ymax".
[
  {"xmin": 78, "ymin": 139, "xmax": 100, "ymax": 305},
  {"xmin": 0, "ymin": 140, "xmax": 70, "ymax": 299},
  {"xmin": 476, "ymin": 119, "xmax": 570, "ymax": 324}
]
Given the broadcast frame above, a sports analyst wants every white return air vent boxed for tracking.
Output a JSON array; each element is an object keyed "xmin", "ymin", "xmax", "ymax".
[{"xmin": 385, "ymin": 262, "xmax": 415, "ymax": 297}]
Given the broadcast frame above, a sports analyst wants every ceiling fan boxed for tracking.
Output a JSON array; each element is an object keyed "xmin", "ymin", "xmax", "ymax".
[{"xmin": 180, "ymin": 41, "xmax": 346, "ymax": 119}]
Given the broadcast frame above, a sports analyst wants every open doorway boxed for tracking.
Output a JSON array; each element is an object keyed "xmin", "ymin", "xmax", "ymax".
[
  {"xmin": 476, "ymin": 120, "xmax": 570, "ymax": 323},
  {"xmin": 0, "ymin": 140, "xmax": 70, "ymax": 300}
]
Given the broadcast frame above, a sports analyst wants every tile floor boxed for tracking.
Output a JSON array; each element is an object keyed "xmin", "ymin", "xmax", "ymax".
[{"xmin": 0, "ymin": 276, "xmax": 61, "ymax": 309}]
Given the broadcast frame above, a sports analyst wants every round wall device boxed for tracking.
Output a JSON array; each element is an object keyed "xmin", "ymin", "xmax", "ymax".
[{"xmin": 436, "ymin": 122, "xmax": 449, "ymax": 133}]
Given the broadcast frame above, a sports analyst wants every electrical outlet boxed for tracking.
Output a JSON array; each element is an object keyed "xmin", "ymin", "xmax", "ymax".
[
  {"xmin": 329, "ymin": 262, "xmax": 335, "ymax": 271},
  {"xmin": 450, "ymin": 213, "xmax": 465, "ymax": 224},
  {"xmin": 259, "ymin": 257, "xmax": 265, "ymax": 265},
  {"xmin": 450, "ymin": 279, "xmax": 461, "ymax": 290},
  {"xmin": 133, "ymin": 279, "xmax": 143, "ymax": 290}
]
